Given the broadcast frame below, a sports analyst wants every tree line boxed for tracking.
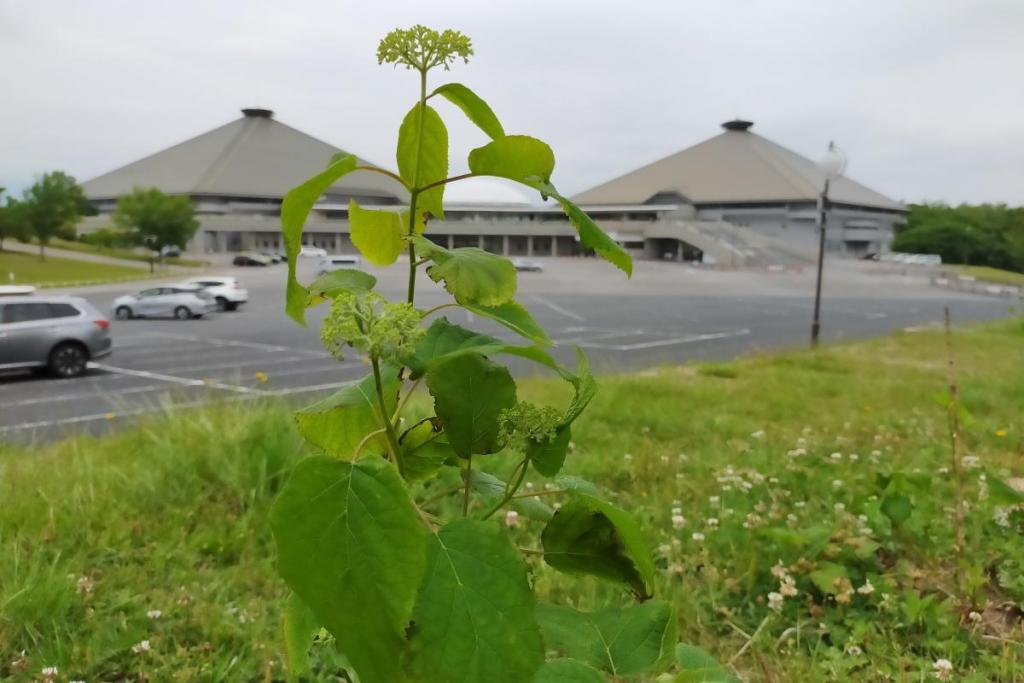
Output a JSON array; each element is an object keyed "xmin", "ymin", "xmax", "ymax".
[
  {"xmin": 0, "ymin": 172, "xmax": 198, "ymax": 264},
  {"xmin": 893, "ymin": 203, "xmax": 1024, "ymax": 273}
]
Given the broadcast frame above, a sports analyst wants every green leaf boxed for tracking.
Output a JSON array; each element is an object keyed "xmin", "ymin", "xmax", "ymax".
[
  {"xmin": 399, "ymin": 418, "xmax": 454, "ymax": 482},
  {"xmin": 281, "ymin": 155, "xmax": 358, "ymax": 324},
  {"xmin": 537, "ymin": 600, "xmax": 676, "ymax": 676},
  {"xmin": 405, "ymin": 519, "xmax": 545, "ymax": 683},
  {"xmin": 414, "ymin": 236, "xmax": 517, "ymax": 306},
  {"xmin": 432, "ymin": 83, "xmax": 505, "ymax": 140},
  {"xmin": 407, "ymin": 317, "xmax": 558, "ymax": 379},
  {"xmin": 469, "ymin": 468, "xmax": 555, "ymax": 521},
  {"xmin": 306, "ymin": 268, "xmax": 377, "ymax": 300},
  {"xmin": 528, "ymin": 425, "xmax": 571, "ymax": 477},
  {"xmin": 462, "ymin": 299, "xmax": 551, "ymax": 345},
  {"xmin": 283, "ymin": 593, "xmax": 320, "ymax": 682},
  {"xmin": 349, "ymin": 199, "xmax": 403, "ymax": 265},
  {"xmin": 533, "ymin": 659, "xmax": 605, "ymax": 683},
  {"xmin": 553, "ymin": 475, "xmax": 602, "ymax": 496},
  {"xmin": 397, "ymin": 103, "xmax": 447, "ymax": 218},
  {"xmin": 541, "ymin": 493, "xmax": 656, "ymax": 598},
  {"xmin": 426, "ymin": 353, "xmax": 517, "ymax": 457},
  {"xmin": 809, "ymin": 561, "xmax": 848, "ymax": 595},
  {"xmin": 881, "ymin": 492, "xmax": 914, "ymax": 525},
  {"xmin": 988, "ymin": 473, "xmax": 1024, "ymax": 505},
  {"xmin": 294, "ymin": 371, "xmax": 399, "ymax": 458},
  {"xmin": 468, "ymin": 135, "xmax": 555, "ymax": 184},
  {"xmin": 270, "ymin": 457, "xmax": 426, "ymax": 683},
  {"xmin": 554, "ymin": 193, "xmax": 633, "ymax": 277},
  {"xmin": 562, "ymin": 348, "xmax": 597, "ymax": 425},
  {"xmin": 674, "ymin": 644, "xmax": 738, "ymax": 683},
  {"xmin": 531, "ymin": 349, "xmax": 596, "ymax": 477}
]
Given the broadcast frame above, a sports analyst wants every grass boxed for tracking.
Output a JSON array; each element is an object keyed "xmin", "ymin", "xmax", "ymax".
[
  {"xmin": 48, "ymin": 239, "xmax": 209, "ymax": 268},
  {"xmin": 948, "ymin": 265, "xmax": 1024, "ymax": 287},
  {"xmin": 1, "ymin": 318, "xmax": 1023, "ymax": 681},
  {"xmin": 0, "ymin": 249, "xmax": 156, "ymax": 287}
]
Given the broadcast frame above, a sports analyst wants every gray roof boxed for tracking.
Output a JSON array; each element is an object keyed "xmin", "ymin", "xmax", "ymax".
[
  {"xmin": 573, "ymin": 121, "xmax": 905, "ymax": 211},
  {"xmin": 82, "ymin": 109, "xmax": 407, "ymax": 202}
]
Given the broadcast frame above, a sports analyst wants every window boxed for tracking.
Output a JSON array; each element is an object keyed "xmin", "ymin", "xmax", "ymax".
[
  {"xmin": 138, "ymin": 288, "xmax": 161, "ymax": 297},
  {"xmin": 47, "ymin": 303, "xmax": 80, "ymax": 318},
  {"xmin": 2, "ymin": 302, "xmax": 60, "ymax": 323}
]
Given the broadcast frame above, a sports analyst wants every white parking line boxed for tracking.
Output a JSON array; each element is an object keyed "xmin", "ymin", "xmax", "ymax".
[
  {"xmin": 90, "ymin": 363, "xmax": 255, "ymax": 394},
  {"xmin": 0, "ymin": 383, "xmax": 165, "ymax": 409},
  {"xmin": 150, "ymin": 332, "xmax": 329, "ymax": 357},
  {"xmin": 581, "ymin": 328, "xmax": 752, "ymax": 351},
  {"xmin": 529, "ymin": 294, "xmax": 586, "ymax": 322}
]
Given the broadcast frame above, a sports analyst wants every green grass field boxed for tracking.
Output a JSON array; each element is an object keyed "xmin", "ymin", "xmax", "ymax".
[
  {"xmin": 49, "ymin": 239, "xmax": 209, "ymax": 268},
  {"xmin": 0, "ymin": 249, "xmax": 152, "ymax": 287},
  {"xmin": 1, "ymin": 318, "xmax": 1022, "ymax": 681},
  {"xmin": 949, "ymin": 265, "xmax": 1024, "ymax": 287}
]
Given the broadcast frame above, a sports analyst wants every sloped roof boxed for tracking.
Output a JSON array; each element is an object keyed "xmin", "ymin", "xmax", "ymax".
[
  {"xmin": 573, "ymin": 121, "xmax": 904, "ymax": 211},
  {"xmin": 82, "ymin": 109, "xmax": 407, "ymax": 202}
]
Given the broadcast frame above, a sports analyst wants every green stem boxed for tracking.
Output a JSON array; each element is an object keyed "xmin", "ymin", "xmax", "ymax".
[
  {"xmin": 481, "ymin": 458, "xmax": 529, "ymax": 520},
  {"xmin": 354, "ymin": 165, "xmax": 409, "ymax": 188},
  {"xmin": 371, "ymin": 357, "xmax": 403, "ymax": 471},
  {"xmin": 463, "ymin": 456, "xmax": 473, "ymax": 516},
  {"xmin": 406, "ymin": 68, "xmax": 429, "ymax": 306},
  {"xmin": 352, "ymin": 427, "xmax": 387, "ymax": 461},
  {"xmin": 421, "ymin": 302, "xmax": 459, "ymax": 318}
]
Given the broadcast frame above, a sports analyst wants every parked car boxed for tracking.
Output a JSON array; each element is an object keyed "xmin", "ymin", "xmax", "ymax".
[
  {"xmin": 512, "ymin": 258, "xmax": 544, "ymax": 272},
  {"xmin": 0, "ymin": 295, "xmax": 112, "ymax": 378},
  {"xmin": 162, "ymin": 246, "xmax": 182, "ymax": 258},
  {"xmin": 316, "ymin": 255, "xmax": 362, "ymax": 276},
  {"xmin": 300, "ymin": 246, "xmax": 328, "ymax": 258},
  {"xmin": 112, "ymin": 285, "xmax": 214, "ymax": 320},
  {"xmin": 181, "ymin": 276, "xmax": 249, "ymax": 311},
  {"xmin": 259, "ymin": 251, "xmax": 283, "ymax": 263},
  {"xmin": 0, "ymin": 285, "xmax": 37, "ymax": 296},
  {"xmin": 233, "ymin": 253, "xmax": 272, "ymax": 266}
]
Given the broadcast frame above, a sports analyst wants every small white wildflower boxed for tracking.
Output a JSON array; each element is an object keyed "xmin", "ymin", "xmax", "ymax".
[
  {"xmin": 780, "ymin": 577, "xmax": 798, "ymax": 597},
  {"xmin": 871, "ymin": 449, "xmax": 882, "ymax": 457},
  {"xmin": 671, "ymin": 506, "xmax": 683, "ymax": 515},
  {"xmin": 932, "ymin": 658, "xmax": 953, "ymax": 680},
  {"xmin": 671, "ymin": 514, "xmax": 686, "ymax": 529},
  {"xmin": 968, "ymin": 611, "xmax": 982, "ymax": 623},
  {"xmin": 767, "ymin": 592, "xmax": 784, "ymax": 612},
  {"xmin": 721, "ymin": 485, "xmax": 733, "ymax": 491},
  {"xmin": 623, "ymin": 453, "xmax": 633, "ymax": 463},
  {"xmin": 857, "ymin": 580, "xmax": 875, "ymax": 596},
  {"xmin": 525, "ymin": 481, "xmax": 534, "ymax": 490},
  {"xmin": 830, "ymin": 452, "xmax": 843, "ymax": 461},
  {"xmin": 769, "ymin": 477, "xmax": 780, "ymax": 484},
  {"xmin": 132, "ymin": 639, "xmax": 152, "ymax": 654},
  {"xmin": 657, "ymin": 543, "xmax": 672, "ymax": 555},
  {"xmin": 858, "ymin": 527, "xmax": 874, "ymax": 536},
  {"xmin": 857, "ymin": 514, "xmax": 868, "ymax": 523},
  {"xmin": 552, "ymin": 502, "xmax": 561, "ymax": 512},
  {"xmin": 76, "ymin": 575, "xmax": 94, "ymax": 594},
  {"xmin": 963, "ymin": 455, "xmax": 980, "ymax": 469},
  {"xmin": 691, "ymin": 532, "xmax": 705, "ymax": 542},
  {"xmin": 771, "ymin": 562, "xmax": 788, "ymax": 579},
  {"xmin": 832, "ymin": 479, "xmax": 843, "ymax": 488},
  {"xmin": 504, "ymin": 510, "xmax": 519, "ymax": 528},
  {"xmin": 41, "ymin": 667, "xmax": 59, "ymax": 678},
  {"xmin": 834, "ymin": 502, "xmax": 846, "ymax": 512},
  {"xmin": 709, "ymin": 496, "xmax": 720, "ymax": 505},
  {"xmin": 668, "ymin": 562, "xmax": 684, "ymax": 574},
  {"xmin": 795, "ymin": 501, "xmax": 806, "ymax": 508},
  {"xmin": 677, "ymin": 453, "xmax": 689, "ymax": 461},
  {"xmin": 751, "ymin": 429, "xmax": 766, "ymax": 439},
  {"xmin": 706, "ymin": 517, "xmax": 719, "ymax": 528},
  {"xmin": 147, "ymin": 609, "xmax": 163, "ymax": 619},
  {"xmin": 660, "ymin": 455, "xmax": 670, "ymax": 464},
  {"xmin": 641, "ymin": 426, "xmax": 651, "ymax": 434},
  {"xmin": 937, "ymin": 467, "xmax": 949, "ymax": 475},
  {"xmin": 786, "ymin": 513, "xmax": 798, "ymax": 523}
]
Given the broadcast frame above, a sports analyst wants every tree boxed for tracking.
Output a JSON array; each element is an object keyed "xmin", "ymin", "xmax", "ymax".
[
  {"xmin": 21, "ymin": 171, "xmax": 88, "ymax": 260},
  {"xmin": 0, "ymin": 189, "xmax": 29, "ymax": 251},
  {"xmin": 113, "ymin": 187, "xmax": 199, "ymax": 271}
]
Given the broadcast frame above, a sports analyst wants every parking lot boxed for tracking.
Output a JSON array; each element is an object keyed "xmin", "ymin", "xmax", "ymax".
[{"xmin": 1, "ymin": 257, "xmax": 1014, "ymax": 441}]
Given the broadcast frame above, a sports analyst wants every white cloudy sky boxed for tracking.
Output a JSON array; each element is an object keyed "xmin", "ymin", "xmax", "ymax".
[{"xmin": 1, "ymin": 0, "xmax": 1022, "ymax": 205}]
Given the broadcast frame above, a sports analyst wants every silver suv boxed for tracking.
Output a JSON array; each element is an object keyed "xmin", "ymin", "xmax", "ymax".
[{"xmin": 0, "ymin": 296, "xmax": 113, "ymax": 378}]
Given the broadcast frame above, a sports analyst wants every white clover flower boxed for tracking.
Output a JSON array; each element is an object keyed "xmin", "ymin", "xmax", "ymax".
[
  {"xmin": 552, "ymin": 502, "xmax": 561, "ymax": 512},
  {"xmin": 767, "ymin": 591, "xmax": 784, "ymax": 612},
  {"xmin": 857, "ymin": 580, "xmax": 875, "ymax": 596},
  {"xmin": 968, "ymin": 611, "xmax": 982, "ymax": 623},
  {"xmin": 849, "ymin": 453, "xmax": 859, "ymax": 462},
  {"xmin": 706, "ymin": 518, "xmax": 719, "ymax": 528},
  {"xmin": 132, "ymin": 640, "xmax": 152, "ymax": 654},
  {"xmin": 675, "ymin": 473, "xmax": 685, "ymax": 480},
  {"xmin": 691, "ymin": 532, "xmax": 705, "ymax": 542},
  {"xmin": 147, "ymin": 609, "xmax": 163, "ymax": 619},
  {"xmin": 795, "ymin": 501, "xmax": 806, "ymax": 508},
  {"xmin": 671, "ymin": 514, "xmax": 686, "ymax": 529},
  {"xmin": 786, "ymin": 513, "xmax": 798, "ymax": 524},
  {"xmin": 932, "ymin": 658, "xmax": 953, "ymax": 680},
  {"xmin": 846, "ymin": 645, "xmax": 863, "ymax": 656},
  {"xmin": 769, "ymin": 477, "xmax": 780, "ymax": 484},
  {"xmin": 658, "ymin": 543, "xmax": 672, "ymax": 555},
  {"xmin": 771, "ymin": 562, "xmax": 788, "ymax": 579},
  {"xmin": 871, "ymin": 449, "xmax": 882, "ymax": 457},
  {"xmin": 751, "ymin": 429, "xmax": 766, "ymax": 439},
  {"xmin": 780, "ymin": 577, "xmax": 798, "ymax": 597},
  {"xmin": 678, "ymin": 453, "xmax": 689, "ymax": 461},
  {"xmin": 857, "ymin": 514, "xmax": 868, "ymax": 523},
  {"xmin": 834, "ymin": 502, "xmax": 846, "ymax": 512},
  {"xmin": 832, "ymin": 479, "xmax": 844, "ymax": 488},
  {"xmin": 504, "ymin": 510, "xmax": 519, "ymax": 528},
  {"xmin": 721, "ymin": 485, "xmax": 733, "ymax": 492},
  {"xmin": 937, "ymin": 467, "xmax": 949, "ymax": 475},
  {"xmin": 660, "ymin": 455, "xmax": 670, "ymax": 465},
  {"xmin": 42, "ymin": 667, "xmax": 59, "ymax": 678},
  {"xmin": 623, "ymin": 453, "xmax": 633, "ymax": 463},
  {"xmin": 671, "ymin": 506, "xmax": 683, "ymax": 515},
  {"xmin": 963, "ymin": 455, "xmax": 980, "ymax": 469},
  {"xmin": 709, "ymin": 496, "xmax": 720, "ymax": 505},
  {"xmin": 641, "ymin": 426, "xmax": 651, "ymax": 434},
  {"xmin": 830, "ymin": 452, "xmax": 843, "ymax": 461},
  {"xmin": 858, "ymin": 527, "xmax": 874, "ymax": 536}
]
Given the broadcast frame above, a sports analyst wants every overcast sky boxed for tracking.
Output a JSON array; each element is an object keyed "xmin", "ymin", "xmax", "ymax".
[{"xmin": 2, "ymin": 0, "xmax": 1022, "ymax": 205}]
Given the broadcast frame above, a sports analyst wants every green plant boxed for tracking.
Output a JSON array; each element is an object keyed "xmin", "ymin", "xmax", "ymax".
[{"xmin": 269, "ymin": 25, "xmax": 686, "ymax": 683}]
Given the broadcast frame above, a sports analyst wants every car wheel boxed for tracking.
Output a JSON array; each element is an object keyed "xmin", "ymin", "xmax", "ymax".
[
  {"xmin": 49, "ymin": 342, "xmax": 89, "ymax": 378},
  {"xmin": 215, "ymin": 296, "xmax": 228, "ymax": 312},
  {"xmin": 174, "ymin": 306, "xmax": 192, "ymax": 320},
  {"xmin": 115, "ymin": 306, "xmax": 133, "ymax": 320},
  {"xmin": 227, "ymin": 302, "xmax": 239, "ymax": 311}
]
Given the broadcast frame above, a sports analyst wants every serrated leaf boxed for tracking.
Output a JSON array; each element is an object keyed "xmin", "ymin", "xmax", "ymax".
[
  {"xmin": 407, "ymin": 317, "xmax": 558, "ymax": 379},
  {"xmin": 562, "ymin": 348, "xmax": 597, "ymax": 424},
  {"xmin": 414, "ymin": 236, "xmax": 517, "ymax": 306},
  {"xmin": 270, "ymin": 457, "xmax": 426, "ymax": 683},
  {"xmin": 468, "ymin": 135, "xmax": 555, "ymax": 183},
  {"xmin": 469, "ymin": 468, "xmax": 555, "ymax": 521},
  {"xmin": 349, "ymin": 199, "xmax": 403, "ymax": 265},
  {"xmin": 281, "ymin": 155, "xmax": 358, "ymax": 324},
  {"xmin": 554, "ymin": 193, "xmax": 633, "ymax": 277},
  {"xmin": 405, "ymin": 519, "xmax": 545, "ymax": 683},
  {"xmin": 432, "ymin": 83, "xmax": 505, "ymax": 140},
  {"xmin": 283, "ymin": 593, "xmax": 319, "ymax": 682},
  {"xmin": 809, "ymin": 561, "xmax": 848, "ymax": 595},
  {"xmin": 397, "ymin": 103, "xmax": 447, "ymax": 218},
  {"xmin": 674, "ymin": 644, "xmax": 738, "ymax": 683},
  {"xmin": 294, "ymin": 371, "xmax": 399, "ymax": 458},
  {"xmin": 426, "ymin": 353, "xmax": 517, "ymax": 457},
  {"xmin": 534, "ymin": 659, "xmax": 605, "ymax": 683},
  {"xmin": 306, "ymin": 268, "xmax": 376, "ymax": 303},
  {"xmin": 541, "ymin": 493, "xmax": 655, "ymax": 598},
  {"xmin": 462, "ymin": 299, "xmax": 551, "ymax": 345},
  {"xmin": 537, "ymin": 601, "xmax": 676, "ymax": 676}
]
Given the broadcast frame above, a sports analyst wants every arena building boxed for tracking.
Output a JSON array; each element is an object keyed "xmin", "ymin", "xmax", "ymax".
[{"xmin": 81, "ymin": 109, "xmax": 906, "ymax": 265}]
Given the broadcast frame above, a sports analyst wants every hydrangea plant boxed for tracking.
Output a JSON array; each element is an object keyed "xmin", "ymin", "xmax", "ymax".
[{"xmin": 270, "ymin": 25, "xmax": 691, "ymax": 683}]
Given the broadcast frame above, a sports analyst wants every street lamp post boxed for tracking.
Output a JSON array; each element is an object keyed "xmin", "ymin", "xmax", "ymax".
[{"xmin": 810, "ymin": 141, "xmax": 847, "ymax": 347}]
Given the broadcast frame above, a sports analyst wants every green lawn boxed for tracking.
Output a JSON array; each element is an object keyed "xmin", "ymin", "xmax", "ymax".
[
  {"xmin": 49, "ymin": 238, "xmax": 209, "ymax": 268},
  {"xmin": 949, "ymin": 265, "xmax": 1024, "ymax": 287},
  {"xmin": 1, "ymin": 318, "xmax": 1022, "ymax": 681},
  {"xmin": 0, "ymin": 249, "xmax": 152, "ymax": 287}
]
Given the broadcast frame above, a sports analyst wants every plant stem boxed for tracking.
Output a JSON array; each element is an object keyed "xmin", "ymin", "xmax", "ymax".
[
  {"xmin": 421, "ymin": 302, "xmax": 459, "ymax": 318},
  {"xmin": 352, "ymin": 427, "xmax": 387, "ymax": 461},
  {"xmin": 418, "ymin": 172, "xmax": 476, "ymax": 193},
  {"xmin": 371, "ymin": 356, "xmax": 403, "ymax": 471},
  {"xmin": 354, "ymin": 165, "xmax": 409, "ymax": 188},
  {"xmin": 418, "ymin": 486, "xmax": 462, "ymax": 508},
  {"xmin": 481, "ymin": 459, "xmax": 529, "ymax": 520},
  {"xmin": 406, "ymin": 69, "xmax": 429, "ymax": 306},
  {"xmin": 463, "ymin": 456, "xmax": 473, "ymax": 516},
  {"xmin": 391, "ymin": 378, "xmax": 422, "ymax": 423},
  {"xmin": 944, "ymin": 307, "xmax": 966, "ymax": 581}
]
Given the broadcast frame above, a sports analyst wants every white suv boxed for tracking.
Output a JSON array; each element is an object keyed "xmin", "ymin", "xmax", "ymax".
[
  {"xmin": 183, "ymin": 276, "xmax": 249, "ymax": 311},
  {"xmin": 317, "ymin": 255, "xmax": 362, "ymax": 276}
]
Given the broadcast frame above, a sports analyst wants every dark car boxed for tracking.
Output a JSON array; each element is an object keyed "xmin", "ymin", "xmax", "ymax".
[
  {"xmin": 0, "ymin": 295, "xmax": 112, "ymax": 378},
  {"xmin": 233, "ymin": 253, "xmax": 271, "ymax": 266}
]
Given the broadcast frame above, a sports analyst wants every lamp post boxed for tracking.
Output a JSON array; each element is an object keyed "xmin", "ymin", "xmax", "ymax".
[{"xmin": 810, "ymin": 141, "xmax": 847, "ymax": 347}]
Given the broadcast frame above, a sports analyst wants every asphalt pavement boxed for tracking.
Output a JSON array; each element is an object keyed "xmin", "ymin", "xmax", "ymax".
[{"xmin": 0, "ymin": 257, "xmax": 1014, "ymax": 442}]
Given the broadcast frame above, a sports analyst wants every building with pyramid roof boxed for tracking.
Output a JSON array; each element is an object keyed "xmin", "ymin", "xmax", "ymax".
[{"xmin": 80, "ymin": 113, "xmax": 904, "ymax": 262}]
